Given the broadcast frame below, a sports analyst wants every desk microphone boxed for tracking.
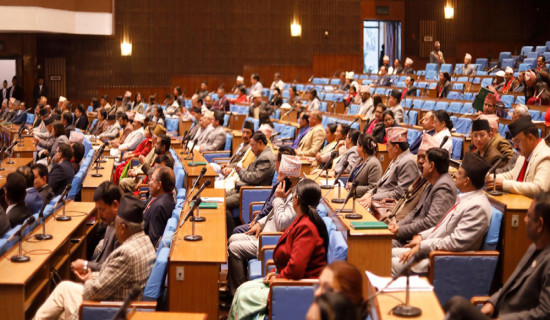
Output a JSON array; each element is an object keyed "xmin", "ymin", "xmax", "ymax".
[
  {"xmin": 35, "ymin": 201, "xmax": 52, "ymax": 240},
  {"xmin": 55, "ymin": 183, "xmax": 72, "ymax": 221},
  {"xmin": 9, "ymin": 216, "xmax": 36, "ymax": 263},
  {"xmin": 191, "ymin": 179, "xmax": 211, "ymax": 202},
  {"xmin": 486, "ymin": 155, "xmax": 507, "ymax": 196},
  {"xmin": 186, "ymin": 167, "xmax": 206, "ymax": 200},
  {"xmin": 330, "ymin": 159, "xmax": 349, "ymax": 203},
  {"xmin": 111, "ymin": 286, "xmax": 141, "ymax": 320}
]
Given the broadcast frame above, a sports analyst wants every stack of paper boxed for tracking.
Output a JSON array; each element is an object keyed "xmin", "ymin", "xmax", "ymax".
[{"xmin": 365, "ymin": 271, "xmax": 433, "ymax": 292}]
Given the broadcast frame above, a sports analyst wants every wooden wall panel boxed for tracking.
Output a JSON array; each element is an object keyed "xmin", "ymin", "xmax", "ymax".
[
  {"xmin": 313, "ymin": 54, "xmax": 363, "ymax": 77},
  {"xmin": 45, "ymin": 58, "xmax": 66, "ymax": 100}
]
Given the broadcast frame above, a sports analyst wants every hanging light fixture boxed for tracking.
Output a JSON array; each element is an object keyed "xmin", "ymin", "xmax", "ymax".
[{"xmin": 291, "ymin": 20, "xmax": 302, "ymax": 37}]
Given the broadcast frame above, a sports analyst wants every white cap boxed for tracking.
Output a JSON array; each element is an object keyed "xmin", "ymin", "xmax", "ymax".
[
  {"xmin": 59, "ymin": 96, "xmax": 67, "ymax": 102},
  {"xmin": 383, "ymin": 55, "xmax": 390, "ymax": 61},
  {"xmin": 495, "ymin": 70, "xmax": 506, "ymax": 77},
  {"xmin": 405, "ymin": 57, "xmax": 413, "ymax": 65},
  {"xmin": 505, "ymin": 66, "xmax": 514, "ymax": 74},
  {"xmin": 280, "ymin": 103, "xmax": 291, "ymax": 109},
  {"xmin": 259, "ymin": 124, "xmax": 274, "ymax": 137},
  {"xmin": 252, "ymin": 91, "xmax": 262, "ymax": 98},
  {"xmin": 124, "ymin": 91, "xmax": 132, "ymax": 98},
  {"xmin": 69, "ymin": 131, "xmax": 84, "ymax": 144},
  {"xmin": 134, "ymin": 113, "xmax": 146, "ymax": 123},
  {"xmin": 236, "ymin": 76, "xmax": 244, "ymax": 82},
  {"xmin": 359, "ymin": 85, "xmax": 370, "ymax": 93},
  {"xmin": 465, "ymin": 53, "xmax": 472, "ymax": 60},
  {"xmin": 345, "ymin": 71, "xmax": 355, "ymax": 80}
]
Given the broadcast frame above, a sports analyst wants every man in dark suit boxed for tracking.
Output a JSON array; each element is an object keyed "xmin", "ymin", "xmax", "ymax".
[
  {"xmin": 32, "ymin": 163, "xmax": 55, "ymax": 204},
  {"xmin": 4, "ymin": 172, "xmax": 32, "ymax": 227},
  {"xmin": 0, "ymin": 208, "xmax": 9, "ymax": 237},
  {"xmin": 444, "ymin": 192, "xmax": 550, "ymax": 319},
  {"xmin": 376, "ymin": 66, "xmax": 391, "ymax": 86},
  {"xmin": 0, "ymin": 80, "xmax": 8, "ymax": 102},
  {"xmin": 8, "ymin": 76, "xmax": 22, "ymax": 101},
  {"xmin": 16, "ymin": 166, "xmax": 44, "ymax": 214},
  {"xmin": 143, "ymin": 166, "xmax": 176, "ymax": 246},
  {"xmin": 73, "ymin": 104, "xmax": 88, "ymax": 130},
  {"xmin": 12, "ymin": 100, "xmax": 27, "ymax": 125},
  {"xmin": 402, "ymin": 76, "xmax": 418, "ymax": 98},
  {"xmin": 61, "ymin": 111, "xmax": 74, "ymax": 137},
  {"xmin": 33, "ymin": 76, "xmax": 48, "ymax": 103},
  {"xmin": 48, "ymin": 143, "xmax": 76, "ymax": 195}
]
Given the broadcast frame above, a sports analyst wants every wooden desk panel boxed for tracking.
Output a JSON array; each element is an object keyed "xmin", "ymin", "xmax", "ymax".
[
  {"xmin": 368, "ymin": 277, "xmax": 444, "ymax": 320},
  {"xmin": 168, "ymin": 188, "xmax": 226, "ymax": 320},
  {"xmin": 130, "ymin": 311, "xmax": 208, "ymax": 320},
  {"xmin": 82, "ymin": 157, "xmax": 115, "ymax": 202},
  {"xmin": 231, "ymin": 130, "xmax": 243, "ymax": 155},
  {"xmin": 13, "ymin": 137, "xmax": 36, "ymax": 159},
  {"xmin": 377, "ymin": 144, "xmax": 390, "ymax": 173},
  {"xmin": 0, "ymin": 201, "xmax": 96, "ymax": 320},
  {"xmin": 488, "ymin": 193, "xmax": 532, "ymax": 284},
  {"xmin": 179, "ymin": 119, "xmax": 192, "ymax": 137},
  {"xmin": 320, "ymin": 185, "xmax": 393, "ymax": 295},
  {"xmin": 179, "ymin": 153, "xmax": 217, "ymax": 189}
]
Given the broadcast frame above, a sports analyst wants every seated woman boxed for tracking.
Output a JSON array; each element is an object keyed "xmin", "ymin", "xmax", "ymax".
[
  {"xmin": 113, "ymin": 125, "xmax": 154, "ymax": 184},
  {"xmin": 308, "ymin": 123, "xmax": 339, "ymax": 168},
  {"xmin": 365, "ymin": 102, "xmax": 385, "ymax": 134},
  {"xmin": 347, "ymin": 133, "xmax": 382, "ymax": 198},
  {"xmin": 433, "ymin": 110, "xmax": 453, "ymax": 155},
  {"xmin": 373, "ymin": 109, "xmax": 398, "ymax": 144},
  {"xmin": 151, "ymin": 106, "xmax": 166, "ymax": 126},
  {"xmin": 435, "ymin": 72, "xmax": 452, "ymax": 98},
  {"xmin": 310, "ymin": 261, "xmax": 368, "ymax": 319},
  {"xmin": 228, "ymin": 179, "xmax": 328, "ymax": 320},
  {"xmin": 306, "ymin": 292, "xmax": 359, "ymax": 320}
]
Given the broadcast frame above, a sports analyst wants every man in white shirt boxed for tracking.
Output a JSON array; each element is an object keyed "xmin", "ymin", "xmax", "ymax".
[
  {"xmin": 270, "ymin": 72, "xmax": 285, "ymax": 92},
  {"xmin": 249, "ymin": 73, "xmax": 263, "ymax": 97},
  {"xmin": 357, "ymin": 85, "xmax": 374, "ymax": 120},
  {"xmin": 198, "ymin": 110, "xmax": 226, "ymax": 152},
  {"xmin": 164, "ymin": 94, "xmax": 179, "ymax": 116},
  {"xmin": 118, "ymin": 113, "xmax": 146, "ymax": 152}
]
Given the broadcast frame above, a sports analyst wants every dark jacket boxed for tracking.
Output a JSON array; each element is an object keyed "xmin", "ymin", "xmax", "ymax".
[
  {"xmin": 12, "ymin": 111, "xmax": 27, "ymax": 125},
  {"xmin": 435, "ymin": 80, "xmax": 452, "ymax": 98},
  {"xmin": 88, "ymin": 225, "xmax": 120, "ymax": 271},
  {"xmin": 0, "ymin": 209, "xmax": 9, "ymax": 237},
  {"xmin": 38, "ymin": 184, "xmax": 55, "ymax": 204},
  {"xmin": 74, "ymin": 114, "xmax": 89, "ymax": 130},
  {"xmin": 33, "ymin": 84, "xmax": 49, "ymax": 101},
  {"xmin": 144, "ymin": 192, "xmax": 176, "ymax": 247},
  {"xmin": 7, "ymin": 202, "xmax": 32, "ymax": 227},
  {"xmin": 49, "ymin": 160, "xmax": 76, "ymax": 195},
  {"xmin": 25, "ymin": 187, "xmax": 44, "ymax": 214}
]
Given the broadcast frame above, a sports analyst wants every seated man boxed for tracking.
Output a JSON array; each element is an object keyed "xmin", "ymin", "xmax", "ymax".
[
  {"xmin": 389, "ymin": 145, "xmax": 457, "ymax": 247},
  {"xmin": 72, "ymin": 182, "xmax": 121, "ymax": 273},
  {"xmin": 16, "ymin": 166, "xmax": 43, "ymax": 214},
  {"xmin": 470, "ymin": 118, "xmax": 514, "ymax": 168},
  {"xmin": 190, "ymin": 110, "xmax": 213, "ymax": 148},
  {"xmin": 48, "ymin": 143, "xmax": 76, "ymax": 196},
  {"xmin": 225, "ymin": 132, "xmax": 276, "ymax": 235},
  {"xmin": 4, "ymin": 172, "xmax": 32, "ymax": 227},
  {"xmin": 211, "ymin": 121, "xmax": 255, "ymax": 179},
  {"xmin": 198, "ymin": 110, "xmax": 226, "ymax": 152},
  {"xmin": 444, "ymin": 192, "xmax": 550, "ymax": 320},
  {"xmin": 114, "ymin": 113, "xmax": 146, "ymax": 153},
  {"xmin": 32, "ymin": 163, "xmax": 54, "ymax": 204},
  {"xmin": 379, "ymin": 134, "xmax": 435, "ymax": 223},
  {"xmin": 164, "ymin": 94, "xmax": 179, "ymax": 116},
  {"xmin": 289, "ymin": 113, "xmax": 311, "ymax": 149},
  {"xmin": 97, "ymin": 114, "xmax": 119, "ymax": 141},
  {"xmin": 359, "ymin": 127, "xmax": 419, "ymax": 209},
  {"xmin": 118, "ymin": 129, "xmax": 172, "ymax": 193},
  {"xmin": 227, "ymin": 151, "xmax": 301, "ymax": 296},
  {"xmin": 296, "ymin": 111, "xmax": 326, "ymax": 157},
  {"xmin": 109, "ymin": 112, "xmax": 133, "ymax": 148},
  {"xmin": 487, "ymin": 116, "xmax": 550, "ymax": 197},
  {"xmin": 143, "ymin": 166, "xmax": 176, "ymax": 246},
  {"xmin": 392, "ymin": 152, "xmax": 492, "ymax": 276},
  {"xmin": 34, "ymin": 195, "xmax": 156, "ymax": 320},
  {"xmin": 409, "ymin": 111, "xmax": 436, "ymax": 155}
]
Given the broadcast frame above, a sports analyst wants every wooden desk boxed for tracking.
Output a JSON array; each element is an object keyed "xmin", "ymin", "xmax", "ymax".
[
  {"xmin": 168, "ymin": 188, "xmax": 226, "ymax": 320},
  {"xmin": 321, "ymin": 185, "xmax": 393, "ymax": 295},
  {"xmin": 179, "ymin": 152, "xmax": 217, "ymax": 189},
  {"xmin": 229, "ymin": 113, "xmax": 246, "ymax": 131},
  {"xmin": 0, "ymin": 201, "xmax": 96, "ymax": 320},
  {"xmin": 179, "ymin": 119, "xmax": 193, "ymax": 137},
  {"xmin": 13, "ymin": 137, "xmax": 36, "ymax": 159},
  {"xmin": 130, "ymin": 311, "xmax": 208, "ymax": 320},
  {"xmin": 0, "ymin": 157, "xmax": 33, "ymax": 186},
  {"xmin": 81, "ymin": 157, "xmax": 115, "ymax": 202},
  {"xmin": 279, "ymin": 108, "xmax": 298, "ymax": 122},
  {"xmin": 368, "ymin": 277, "xmax": 444, "ymax": 320},
  {"xmin": 487, "ymin": 193, "xmax": 532, "ymax": 284}
]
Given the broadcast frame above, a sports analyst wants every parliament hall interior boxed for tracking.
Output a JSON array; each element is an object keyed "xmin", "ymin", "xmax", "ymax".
[{"xmin": 0, "ymin": 0, "xmax": 550, "ymax": 319}]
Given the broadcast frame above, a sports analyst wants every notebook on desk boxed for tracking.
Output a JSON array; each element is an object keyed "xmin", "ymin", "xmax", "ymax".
[{"xmin": 350, "ymin": 221, "xmax": 388, "ymax": 230}]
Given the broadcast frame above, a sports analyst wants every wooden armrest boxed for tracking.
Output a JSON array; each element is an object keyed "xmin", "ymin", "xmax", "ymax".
[
  {"xmin": 261, "ymin": 244, "xmax": 277, "ymax": 274},
  {"xmin": 252, "ymin": 210, "xmax": 260, "ymax": 220},
  {"xmin": 470, "ymin": 296, "xmax": 490, "ymax": 306},
  {"xmin": 266, "ymin": 259, "xmax": 276, "ymax": 273},
  {"xmin": 203, "ymin": 150, "xmax": 232, "ymax": 154},
  {"xmin": 212, "ymin": 157, "xmax": 231, "ymax": 162},
  {"xmin": 79, "ymin": 300, "xmax": 157, "ymax": 319},
  {"xmin": 249, "ymin": 201, "xmax": 266, "ymax": 219}
]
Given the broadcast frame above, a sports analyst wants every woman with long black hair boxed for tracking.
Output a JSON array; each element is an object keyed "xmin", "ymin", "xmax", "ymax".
[{"xmin": 228, "ymin": 178, "xmax": 328, "ymax": 320}]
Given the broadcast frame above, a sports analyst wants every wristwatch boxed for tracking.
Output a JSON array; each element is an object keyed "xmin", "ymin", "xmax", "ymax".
[{"xmin": 83, "ymin": 260, "xmax": 88, "ymax": 272}]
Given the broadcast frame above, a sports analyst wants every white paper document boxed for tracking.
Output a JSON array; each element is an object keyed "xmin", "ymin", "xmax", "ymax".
[{"xmin": 365, "ymin": 271, "xmax": 433, "ymax": 292}]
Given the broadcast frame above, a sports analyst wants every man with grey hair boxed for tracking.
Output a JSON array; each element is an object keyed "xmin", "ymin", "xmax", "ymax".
[
  {"xmin": 297, "ymin": 111, "xmax": 326, "ymax": 157},
  {"xmin": 462, "ymin": 53, "xmax": 476, "ymax": 76},
  {"xmin": 34, "ymin": 194, "xmax": 155, "ymax": 320},
  {"xmin": 506, "ymin": 104, "xmax": 530, "ymax": 140}
]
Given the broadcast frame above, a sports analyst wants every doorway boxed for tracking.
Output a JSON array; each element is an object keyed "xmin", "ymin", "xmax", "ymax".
[{"xmin": 363, "ymin": 20, "xmax": 402, "ymax": 73}]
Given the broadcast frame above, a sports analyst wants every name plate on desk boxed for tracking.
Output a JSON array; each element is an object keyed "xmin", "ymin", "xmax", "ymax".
[{"xmin": 351, "ymin": 221, "xmax": 388, "ymax": 230}]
